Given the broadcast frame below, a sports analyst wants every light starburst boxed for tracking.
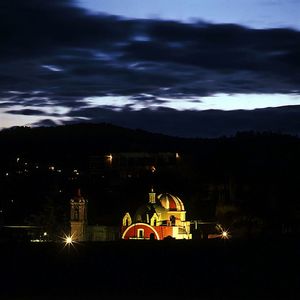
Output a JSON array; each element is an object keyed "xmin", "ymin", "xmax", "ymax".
[
  {"xmin": 220, "ymin": 230, "xmax": 230, "ymax": 240},
  {"xmin": 61, "ymin": 233, "xmax": 77, "ymax": 248}
]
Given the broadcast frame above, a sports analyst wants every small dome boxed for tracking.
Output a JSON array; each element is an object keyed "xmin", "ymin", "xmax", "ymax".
[
  {"xmin": 134, "ymin": 203, "xmax": 154, "ymax": 223},
  {"xmin": 151, "ymin": 203, "xmax": 167, "ymax": 215},
  {"xmin": 134, "ymin": 203, "xmax": 167, "ymax": 222},
  {"xmin": 158, "ymin": 193, "xmax": 185, "ymax": 211}
]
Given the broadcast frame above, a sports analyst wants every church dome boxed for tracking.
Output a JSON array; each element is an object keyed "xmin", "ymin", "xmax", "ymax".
[{"xmin": 158, "ymin": 193, "xmax": 185, "ymax": 211}]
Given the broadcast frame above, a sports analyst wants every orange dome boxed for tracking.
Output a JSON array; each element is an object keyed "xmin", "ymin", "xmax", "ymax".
[{"xmin": 158, "ymin": 193, "xmax": 185, "ymax": 211}]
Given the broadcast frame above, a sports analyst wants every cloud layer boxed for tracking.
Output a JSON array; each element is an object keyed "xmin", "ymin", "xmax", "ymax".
[{"xmin": 1, "ymin": 0, "xmax": 300, "ymax": 136}]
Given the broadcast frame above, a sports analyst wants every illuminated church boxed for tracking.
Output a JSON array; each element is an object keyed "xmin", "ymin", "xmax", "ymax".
[
  {"xmin": 121, "ymin": 189, "xmax": 192, "ymax": 240},
  {"xmin": 70, "ymin": 189, "xmax": 192, "ymax": 241},
  {"xmin": 70, "ymin": 188, "xmax": 226, "ymax": 241}
]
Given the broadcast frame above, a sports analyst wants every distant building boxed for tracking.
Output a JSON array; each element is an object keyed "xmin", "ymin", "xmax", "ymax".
[
  {"xmin": 189, "ymin": 221, "xmax": 224, "ymax": 240},
  {"xmin": 0, "ymin": 225, "xmax": 45, "ymax": 242},
  {"xmin": 89, "ymin": 152, "xmax": 180, "ymax": 178}
]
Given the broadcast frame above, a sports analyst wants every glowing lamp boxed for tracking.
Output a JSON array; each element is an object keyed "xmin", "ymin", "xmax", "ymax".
[
  {"xmin": 221, "ymin": 231, "xmax": 230, "ymax": 239},
  {"xmin": 65, "ymin": 236, "xmax": 73, "ymax": 245}
]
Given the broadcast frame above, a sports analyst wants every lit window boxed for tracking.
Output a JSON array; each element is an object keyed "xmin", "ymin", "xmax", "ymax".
[{"xmin": 170, "ymin": 215, "xmax": 176, "ymax": 226}]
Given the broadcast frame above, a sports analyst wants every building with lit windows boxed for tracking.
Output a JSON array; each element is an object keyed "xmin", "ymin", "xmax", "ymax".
[
  {"xmin": 89, "ymin": 152, "xmax": 180, "ymax": 178},
  {"xmin": 121, "ymin": 189, "xmax": 192, "ymax": 240}
]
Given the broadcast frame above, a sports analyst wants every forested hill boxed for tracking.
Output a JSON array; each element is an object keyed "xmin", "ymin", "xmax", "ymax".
[
  {"xmin": 0, "ymin": 123, "xmax": 186, "ymax": 160},
  {"xmin": 1, "ymin": 122, "xmax": 300, "ymax": 184},
  {"xmin": 0, "ymin": 123, "xmax": 299, "ymax": 159}
]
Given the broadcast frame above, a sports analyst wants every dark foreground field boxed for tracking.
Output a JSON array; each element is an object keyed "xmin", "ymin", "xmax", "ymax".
[{"xmin": 0, "ymin": 237, "xmax": 299, "ymax": 300}]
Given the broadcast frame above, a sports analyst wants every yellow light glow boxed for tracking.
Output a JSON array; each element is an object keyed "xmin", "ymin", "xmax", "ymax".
[
  {"xmin": 61, "ymin": 233, "xmax": 77, "ymax": 248},
  {"xmin": 105, "ymin": 154, "xmax": 112, "ymax": 160},
  {"xmin": 65, "ymin": 236, "xmax": 73, "ymax": 244},
  {"xmin": 105, "ymin": 154, "xmax": 113, "ymax": 165},
  {"xmin": 221, "ymin": 230, "xmax": 230, "ymax": 240}
]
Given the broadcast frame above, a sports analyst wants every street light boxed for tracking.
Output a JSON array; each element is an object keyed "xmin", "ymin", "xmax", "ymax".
[
  {"xmin": 65, "ymin": 235, "xmax": 73, "ymax": 245},
  {"xmin": 61, "ymin": 233, "xmax": 76, "ymax": 248},
  {"xmin": 221, "ymin": 230, "xmax": 230, "ymax": 240}
]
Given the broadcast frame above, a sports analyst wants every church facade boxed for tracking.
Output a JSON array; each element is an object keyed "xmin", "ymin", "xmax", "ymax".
[{"xmin": 121, "ymin": 189, "xmax": 192, "ymax": 240}]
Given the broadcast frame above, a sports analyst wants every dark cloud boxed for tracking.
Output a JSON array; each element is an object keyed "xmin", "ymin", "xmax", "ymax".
[
  {"xmin": 1, "ymin": 0, "xmax": 300, "ymax": 136},
  {"xmin": 0, "ymin": 0, "xmax": 135, "ymax": 60},
  {"xmin": 5, "ymin": 109, "xmax": 53, "ymax": 116}
]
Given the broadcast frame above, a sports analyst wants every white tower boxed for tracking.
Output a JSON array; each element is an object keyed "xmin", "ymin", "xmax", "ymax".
[{"xmin": 70, "ymin": 189, "xmax": 87, "ymax": 241}]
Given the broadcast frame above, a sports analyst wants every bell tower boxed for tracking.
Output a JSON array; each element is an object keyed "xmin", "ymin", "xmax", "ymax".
[{"xmin": 70, "ymin": 189, "xmax": 87, "ymax": 241}]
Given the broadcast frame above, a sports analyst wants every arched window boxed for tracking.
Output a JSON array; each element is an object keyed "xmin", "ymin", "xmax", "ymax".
[
  {"xmin": 74, "ymin": 207, "xmax": 79, "ymax": 221},
  {"xmin": 122, "ymin": 213, "xmax": 132, "ymax": 226},
  {"xmin": 150, "ymin": 214, "xmax": 159, "ymax": 226},
  {"xmin": 137, "ymin": 228, "xmax": 144, "ymax": 239},
  {"xmin": 170, "ymin": 215, "xmax": 176, "ymax": 226}
]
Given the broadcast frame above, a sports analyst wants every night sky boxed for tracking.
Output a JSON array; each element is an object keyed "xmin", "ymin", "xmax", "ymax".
[{"xmin": 1, "ymin": 0, "xmax": 300, "ymax": 137}]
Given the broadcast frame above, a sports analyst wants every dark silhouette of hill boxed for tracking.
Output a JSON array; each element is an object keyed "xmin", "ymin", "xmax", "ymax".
[
  {"xmin": 0, "ymin": 123, "xmax": 188, "ymax": 162},
  {"xmin": 0, "ymin": 122, "xmax": 298, "ymax": 160}
]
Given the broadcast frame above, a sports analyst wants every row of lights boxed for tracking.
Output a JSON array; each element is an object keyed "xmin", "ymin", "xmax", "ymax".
[
  {"xmin": 44, "ymin": 231, "xmax": 230, "ymax": 245},
  {"xmin": 2, "ymin": 167, "xmax": 81, "ymax": 176}
]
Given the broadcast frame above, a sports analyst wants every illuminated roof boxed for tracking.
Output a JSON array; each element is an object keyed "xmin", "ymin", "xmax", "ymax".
[{"xmin": 158, "ymin": 193, "xmax": 185, "ymax": 211}]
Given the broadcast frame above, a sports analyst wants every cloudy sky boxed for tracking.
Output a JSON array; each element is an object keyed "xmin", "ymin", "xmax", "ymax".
[{"xmin": 1, "ymin": 0, "xmax": 300, "ymax": 137}]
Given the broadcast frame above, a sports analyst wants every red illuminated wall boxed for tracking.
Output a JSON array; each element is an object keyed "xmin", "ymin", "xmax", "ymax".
[
  {"xmin": 122, "ymin": 223, "xmax": 159, "ymax": 240},
  {"xmin": 122, "ymin": 223, "xmax": 175, "ymax": 240}
]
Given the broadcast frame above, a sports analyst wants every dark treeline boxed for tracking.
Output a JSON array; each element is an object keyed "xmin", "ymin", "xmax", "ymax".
[{"xmin": 1, "ymin": 123, "xmax": 300, "ymax": 238}]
